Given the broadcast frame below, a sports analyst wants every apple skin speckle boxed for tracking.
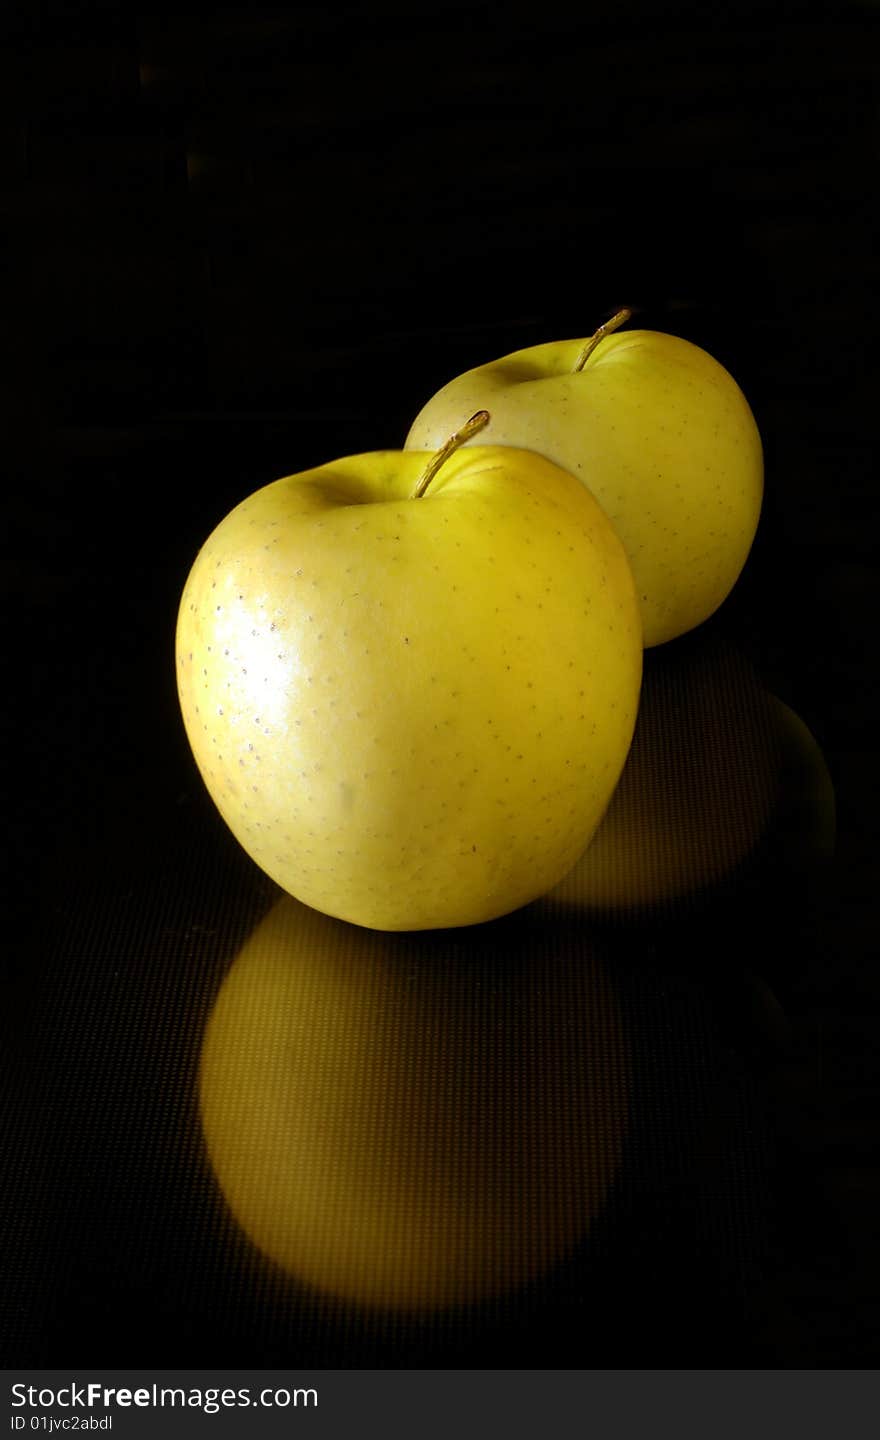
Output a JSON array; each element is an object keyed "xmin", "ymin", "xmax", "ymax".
[
  {"xmin": 176, "ymin": 444, "xmax": 642, "ymax": 930},
  {"xmin": 405, "ymin": 328, "xmax": 763, "ymax": 646}
]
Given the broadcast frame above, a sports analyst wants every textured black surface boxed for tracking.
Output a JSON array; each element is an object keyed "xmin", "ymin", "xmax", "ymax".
[{"xmin": 4, "ymin": 1, "xmax": 879, "ymax": 1367}]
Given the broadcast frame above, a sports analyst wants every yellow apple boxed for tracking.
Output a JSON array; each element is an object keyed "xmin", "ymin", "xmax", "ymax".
[
  {"xmin": 199, "ymin": 896, "xmax": 629, "ymax": 1310},
  {"xmin": 405, "ymin": 313, "xmax": 763, "ymax": 647},
  {"xmin": 176, "ymin": 430, "xmax": 642, "ymax": 930},
  {"xmin": 540, "ymin": 644, "xmax": 835, "ymax": 915}
]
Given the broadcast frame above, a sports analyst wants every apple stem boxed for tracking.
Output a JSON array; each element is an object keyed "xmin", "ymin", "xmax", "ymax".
[
  {"xmin": 411, "ymin": 410, "xmax": 491, "ymax": 499},
  {"xmin": 572, "ymin": 307, "xmax": 633, "ymax": 373}
]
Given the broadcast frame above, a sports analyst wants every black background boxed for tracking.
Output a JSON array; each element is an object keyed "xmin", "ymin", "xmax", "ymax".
[{"xmin": 3, "ymin": 0, "xmax": 879, "ymax": 1369}]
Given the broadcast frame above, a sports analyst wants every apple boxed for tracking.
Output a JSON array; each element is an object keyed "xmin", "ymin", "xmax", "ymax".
[
  {"xmin": 540, "ymin": 643, "xmax": 835, "ymax": 916},
  {"xmin": 176, "ymin": 418, "xmax": 642, "ymax": 931},
  {"xmin": 199, "ymin": 895, "xmax": 629, "ymax": 1310},
  {"xmin": 405, "ymin": 310, "xmax": 764, "ymax": 647}
]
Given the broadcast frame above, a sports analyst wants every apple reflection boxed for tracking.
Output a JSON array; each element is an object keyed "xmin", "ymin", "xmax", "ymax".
[
  {"xmin": 543, "ymin": 642, "xmax": 835, "ymax": 916},
  {"xmin": 199, "ymin": 899, "xmax": 628, "ymax": 1311}
]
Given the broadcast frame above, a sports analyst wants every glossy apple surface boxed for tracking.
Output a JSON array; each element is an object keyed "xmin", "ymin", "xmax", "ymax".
[
  {"xmin": 176, "ymin": 443, "xmax": 641, "ymax": 930},
  {"xmin": 199, "ymin": 897, "xmax": 629, "ymax": 1310},
  {"xmin": 405, "ymin": 327, "xmax": 763, "ymax": 646}
]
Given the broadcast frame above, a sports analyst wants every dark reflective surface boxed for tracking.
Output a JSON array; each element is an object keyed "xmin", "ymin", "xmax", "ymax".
[
  {"xmin": 5, "ymin": 2, "xmax": 879, "ymax": 1369},
  {"xmin": 200, "ymin": 899, "xmax": 629, "ymax": 1313}
]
